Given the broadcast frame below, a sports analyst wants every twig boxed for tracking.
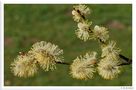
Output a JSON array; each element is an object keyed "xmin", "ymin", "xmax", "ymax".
[
  {"xmin": 118, "ymin": 54, "xmax": 132, "ymax": 66},
  {"xmin": 55, "ymin": 61, "xmax": 71, "ymax": 65},
  {"xmin": 55, "ymin": 55, "xmax": 132, "ymax": 66},
  {"xmin": 119, "ymin": 54, "xmax": 132, "ymax": 62}
]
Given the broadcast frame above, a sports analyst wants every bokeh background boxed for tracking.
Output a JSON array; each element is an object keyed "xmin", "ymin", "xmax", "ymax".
[{"xmin": 4, "ymin": 4, "xmax": 132, "ymax": 86}]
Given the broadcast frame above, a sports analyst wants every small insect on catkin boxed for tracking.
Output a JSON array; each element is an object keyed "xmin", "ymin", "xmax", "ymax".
[
  {"xmin": 29, "ymin": 41, "xmax": 64, "ymax": 71},
  {"xmin": 10, "ymin": 53, "xmax": 37, "ymax": 77},
  {"xmin": 70, "ymin": 52, "xmax": 97, "ymax": 80}
]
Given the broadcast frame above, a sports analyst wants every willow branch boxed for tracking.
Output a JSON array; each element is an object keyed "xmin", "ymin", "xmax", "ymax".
[
  {"xmin": 74, "ymin": 8, "xmax": 132, "ymax": 66},
  {"xmin": 55, "ymin": 54, "xmax": 132, "ymax": 66}
]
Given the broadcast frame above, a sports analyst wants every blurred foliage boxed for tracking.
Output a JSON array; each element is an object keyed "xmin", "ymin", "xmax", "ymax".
[{"xmin": 4, "ymin": 4, "xmax": 132, "ymax": 86}]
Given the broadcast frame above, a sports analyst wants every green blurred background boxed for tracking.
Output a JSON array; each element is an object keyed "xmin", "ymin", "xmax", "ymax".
[{"xmin": 4, "ymin": 4, "xmax": 132, "ymax": 86}]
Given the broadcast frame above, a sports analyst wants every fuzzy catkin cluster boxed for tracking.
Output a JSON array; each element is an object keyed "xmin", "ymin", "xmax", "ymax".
[
  {"xmin": 10, "ymin": 41, "xmax": 64, "ymax": 77},
  {"xmin": 71, "ymin": 4, "xmax": 122, "ymax": 80},
  {"xmin": 10, "ymin": 5, "xmax": 124, "ymax": 80}
]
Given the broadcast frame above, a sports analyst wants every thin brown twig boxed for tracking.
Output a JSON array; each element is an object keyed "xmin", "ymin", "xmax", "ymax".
[
  {"xmin": 118, "ymin": 54, "xmax": 132, "ymax": 66},
  {"xmin": 55, "ymin": 61, "xmax": 71, "ymax": 65},
  {"xmin": 55, "ymin": 55, "xmax": 132, "ymax": 66}
]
